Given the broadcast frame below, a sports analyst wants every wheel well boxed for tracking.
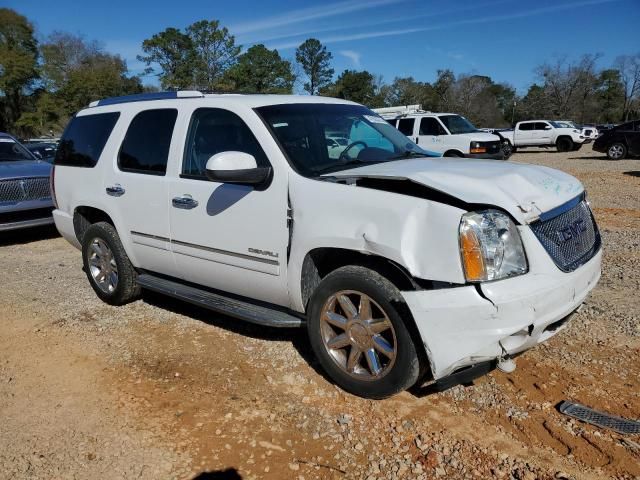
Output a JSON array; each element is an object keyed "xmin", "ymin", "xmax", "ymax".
[
  {"xmin": 556, "ymin": 135, "xmax": 572, "ymax": 143},
  {"xmin": 73, "ymin": 206, "xmax": 114, "ymax": 243},
  {"xmin": 443, "ymin": 150, "xmax": 464, "ymax": 158},
  {"xmin": 300, "ymin": 248, "xmax": 430, "ymax": 310}
]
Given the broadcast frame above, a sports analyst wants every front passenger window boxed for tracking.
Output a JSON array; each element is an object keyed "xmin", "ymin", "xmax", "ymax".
[{"xmin": 182, "ymin": 108, "xmax": 269, "ymax": 178}]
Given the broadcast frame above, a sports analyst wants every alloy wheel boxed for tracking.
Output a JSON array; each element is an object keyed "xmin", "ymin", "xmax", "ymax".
[
  {"xmin": 88, "ymin": 238, "xmax": 119, "ymax": 293},
  {"xmin": 319, "ymin": 290, "xmax": 397, "ymax": 380}
]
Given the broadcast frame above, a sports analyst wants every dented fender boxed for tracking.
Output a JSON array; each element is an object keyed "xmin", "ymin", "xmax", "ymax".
[{"xmin": 287, "ymin": 173, "xmax": 467, "ymax": 312}]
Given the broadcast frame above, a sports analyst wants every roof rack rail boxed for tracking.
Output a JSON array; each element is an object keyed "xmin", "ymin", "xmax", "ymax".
[
  {"xmin": 89, "ymin": 90, "xmax": 204, "ymax": 107},
  {"xmin": 372, "ymin": 104, "xmax": 431, "ymax": 117}
]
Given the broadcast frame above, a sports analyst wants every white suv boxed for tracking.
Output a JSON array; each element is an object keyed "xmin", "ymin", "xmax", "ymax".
[
  {"xmin": 374, "ymin": 105, "xmax": 505, "ymax": 159},
  {"xmin": 52, "ymin": 91, "xmax": 602, "ymax": 399}
]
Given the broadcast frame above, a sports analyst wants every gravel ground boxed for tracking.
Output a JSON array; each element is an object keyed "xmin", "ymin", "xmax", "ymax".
[{"xmin": 0, "ymin": 145, "xmax": 638, "ymax": 480}]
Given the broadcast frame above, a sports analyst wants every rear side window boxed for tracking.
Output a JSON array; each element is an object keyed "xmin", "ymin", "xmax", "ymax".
[
  {"xmin": 55, "ymin": 112, "xmax": 120, "ymax": 167},
  {"xmin": 397, "ymin": 118, "xmax": 415, "ymax": 136},
  {"xmin": 118, "ymin": 109, "xmax": 178, "ymax": 175}
]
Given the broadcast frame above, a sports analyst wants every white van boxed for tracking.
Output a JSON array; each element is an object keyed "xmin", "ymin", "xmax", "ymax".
[{"xmin": 374, "ymin": 105, "xmax": 505, "ymax": 159}]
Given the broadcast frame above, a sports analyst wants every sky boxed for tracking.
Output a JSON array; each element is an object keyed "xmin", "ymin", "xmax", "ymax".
[{"xmin": 8, "ymin": 0, "xmax": 640, "ymax": 93}]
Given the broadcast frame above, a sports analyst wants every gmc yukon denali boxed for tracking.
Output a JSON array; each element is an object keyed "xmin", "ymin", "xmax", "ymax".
[{"xmin": 52, "ymin": 91, "xmax": 602, "ymax": 399}]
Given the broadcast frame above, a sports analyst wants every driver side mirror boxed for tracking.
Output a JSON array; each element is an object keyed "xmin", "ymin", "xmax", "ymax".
[{"xmin": 205, "ymin": 152, "xmax": 272, "ymax": 187}]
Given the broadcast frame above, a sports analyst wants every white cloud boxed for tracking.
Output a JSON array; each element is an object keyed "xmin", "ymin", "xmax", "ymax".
[
  {"xmin": 339, "ymin": 50, "xmax": 361, "ymax": 68},
  {"xmin": 230, "ymin": 0, "xmax": 402, "ymax": 35},
  {"xmin": 270, "ymin": 0, "xmax": 622, "ymax": 49}
]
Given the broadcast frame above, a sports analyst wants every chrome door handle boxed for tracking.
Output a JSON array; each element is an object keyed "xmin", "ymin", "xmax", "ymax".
[
  {"xmin": 106, "ymin": 184, "xmax": 125, "ymax": 196},
  {"xmin": 172, "ymin": 195, "xmax": 199, "ymax": 209}
]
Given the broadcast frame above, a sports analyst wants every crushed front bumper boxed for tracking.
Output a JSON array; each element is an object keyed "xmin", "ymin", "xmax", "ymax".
[{"xmin": 403, "ymin": 232, "xmax": 602, "ymax": 380}]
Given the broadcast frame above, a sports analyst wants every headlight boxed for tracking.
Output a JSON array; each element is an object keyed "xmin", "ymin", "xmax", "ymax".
[
  {"xmin": 469, "ymin": 141, "xmax": 486, "ymax": 154},
  {"xmin": 459, "ymin": 210, "xmax": 527, "ymax": 282}
]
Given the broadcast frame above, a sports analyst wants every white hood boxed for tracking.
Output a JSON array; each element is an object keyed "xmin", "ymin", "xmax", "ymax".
[
  {"xmin": 323, "ymin": 158, "xmax": 584, "ymax": 224},
  {"xmin": 456, "ymin": 131, "xmax": 501, "ymax": 142}
]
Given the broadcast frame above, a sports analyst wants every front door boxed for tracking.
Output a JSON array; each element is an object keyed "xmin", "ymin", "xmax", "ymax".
[
  {"xmin": 534, "ymin": 122, "xmax": 552, "ymax": 145},
  {"xmin": 417, "ymin": 117, "xmax": 448, "ymax": 155},
  {"xmin": 103, "ymin": 107, "xmax": 181, "ymax": 278},
  {"xmin": 516, "ymin": 122, "xmax": 535, "ymax": 145},
  {"xmin": 167, "ymin": 107, "xmax": 289, "ymax": 306}
]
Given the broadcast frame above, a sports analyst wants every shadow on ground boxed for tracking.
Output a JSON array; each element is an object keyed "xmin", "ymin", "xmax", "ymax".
[
  {"xmin": 192, "ymin": 468, "xmax": 242, "ymax": 479},
  {"xmin": 0, "ymin": 224, "xmax": 59, "ymax": 247},
  {"xmin": 624, "ymin": 171, "xmax": 640, "ymax": 177}
]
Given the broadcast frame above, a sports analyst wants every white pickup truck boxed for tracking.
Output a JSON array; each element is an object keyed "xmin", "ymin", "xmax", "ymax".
[
  {"xmin": 51, "ymin": 91, "xmax": 602, "ymax": 399},
  {"xmin": 500, "ymin": 120, "xmax": 588, "ymax": 152}
]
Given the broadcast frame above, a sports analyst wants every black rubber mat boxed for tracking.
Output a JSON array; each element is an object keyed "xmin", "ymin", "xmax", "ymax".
[{"xmin": 559, "ymin": 401, "xmax": 640, "ymax": 435}]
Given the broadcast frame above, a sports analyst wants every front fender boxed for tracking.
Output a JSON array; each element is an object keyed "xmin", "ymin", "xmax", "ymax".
[{"xmin": 287, "ymin": 174, "xmax": 466, "ymax": 312}]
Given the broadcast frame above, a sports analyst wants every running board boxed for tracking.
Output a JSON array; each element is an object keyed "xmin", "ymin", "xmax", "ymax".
[{"xmin": 137, "ymin": 274, "xmax": 304, "ymax": 328}]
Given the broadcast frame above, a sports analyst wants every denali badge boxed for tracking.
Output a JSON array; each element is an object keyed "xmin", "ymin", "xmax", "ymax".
[
  {"xmin": 556, "ymin": 218, "xmax": 587, "ymax": 243},
  {"xmin": 248, "ymin": 248, "xmax": 279, "ymax": 258}
]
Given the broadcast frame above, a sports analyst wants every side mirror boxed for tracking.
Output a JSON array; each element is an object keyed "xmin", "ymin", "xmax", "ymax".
[
  {"xmin": 205, "ymin": 151, "xmax": 271, "ymax": 187},
  {"xmin": 544, "ymin": 125, "xmax": 552, "ymax": 130}
]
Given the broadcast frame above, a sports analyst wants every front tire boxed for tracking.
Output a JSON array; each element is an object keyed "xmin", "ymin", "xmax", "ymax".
[
  {"xmin": 556, "ymin": 137, "xmax": 573, "ymax": 152},
  {"xmin": 607, "ymin": 142, "xmax": 627, "ymax": 160},
  {"xmin": 307, "ymin": 266, "xmax": 421, "ymax": 399},
  {"xmin": 82, "ymin": 222, "xmax": 141, "ymax": 305}
]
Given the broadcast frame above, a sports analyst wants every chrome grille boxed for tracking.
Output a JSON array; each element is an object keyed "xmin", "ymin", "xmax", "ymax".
[
  {"xmin": 530, "ymin": 197, "xmax": 600, "ymax": 272},
  {"xmin": 0, "ymin": 177, "xmax": 51, "ymax": 202}
]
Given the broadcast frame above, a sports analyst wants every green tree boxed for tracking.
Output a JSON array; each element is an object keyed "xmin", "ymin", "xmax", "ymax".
[
  {"xmin": 321, "ymin": 70, "xmax": 376, "ymax": 105},
  {"xmin": 295, "ymin": 39, "xmax": 334, "ymax": 95},
  {"xmin": 225, "ymin": 44, "xmax": 294, "ymax": 93},
  {"xmin": 0, "ymin": 8, "xmax": 39, "ymax": 133},
  {"xmin": 138, "ymin": 27, "xmax": 195, "ymax": 89},
  {"xmin": 186, "ymin": 20, "xmax": 241, "ymax": 90},
  {"xmin": 597, "ymin": 69, "xmax": 624, "ymax": 122}
]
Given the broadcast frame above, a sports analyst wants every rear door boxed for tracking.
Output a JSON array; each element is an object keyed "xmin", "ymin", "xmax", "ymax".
[
  {"xmin": 534, "ymin": 122, "xmax": 552, "ymax": 144},
  {"xmin": 515, "ymin": 122, "xmax": 535, "ymax": 145},
  {"xmin": 102, "ymin": 107, "xmax": 180, "ymax": 277},
  {"xmin": 396, "ymin": 118, "xmax": 416, "ymax": 142},
  {"xmin": 417, "ymin": 117, "xmax": 448, "ymax": 155}
]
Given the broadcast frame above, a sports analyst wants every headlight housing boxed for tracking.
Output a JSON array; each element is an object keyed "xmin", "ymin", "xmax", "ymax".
[
  {"xmin": 459, "ymin": 210, "xmax": 527, "ymax": 282},
  {"xmin": 469, "ymin": 141, "xmax": 487, "ymax": 154}
]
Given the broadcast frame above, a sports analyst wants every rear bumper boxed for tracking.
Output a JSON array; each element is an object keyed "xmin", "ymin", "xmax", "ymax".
[
  {"xmin": 403, "ymin": 248, "xmax": 602, "ymax": 379},
  {"xmin": 53, "ymin": 209, "xmax": 81, "ymax": 249}
]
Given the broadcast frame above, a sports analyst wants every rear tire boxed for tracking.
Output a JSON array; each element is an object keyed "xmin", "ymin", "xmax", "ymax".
[
  {"xmin": 556, "ymin": 137, "xmax": 573, "ymax": 152},
  {"xmin": 606, "ymin": 142, "xmax": 627, "ymax": 160},
  {"xmin": 307, "ymin": 266, "xmax": 421, "ymax": 399},
  {"xmin": 82, "ymin": 222, "xmax": 141, "ymax": 305}
]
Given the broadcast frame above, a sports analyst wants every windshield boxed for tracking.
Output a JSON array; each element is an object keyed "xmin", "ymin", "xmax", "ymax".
[
  {"xmin": 438, "ymin": 115, "xmax": 478, "ymax": 134},
  {"xmin": 0, "ymin": 137, "xmax": 35, "ymax": 162},
  {"xmin": 255, "ymin": 103, "xmax": 432, "ymax": 176}
]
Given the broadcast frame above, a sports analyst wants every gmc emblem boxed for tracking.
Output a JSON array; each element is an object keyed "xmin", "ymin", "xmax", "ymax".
[{"xmin": 556, "ymin": 219, "xmax": 587, "ymax": 243}]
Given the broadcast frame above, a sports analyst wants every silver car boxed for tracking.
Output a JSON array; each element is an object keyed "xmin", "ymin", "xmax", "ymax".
[{"xmin": 0, "ymin": 133, "xmax": 54, "ymax": 231}]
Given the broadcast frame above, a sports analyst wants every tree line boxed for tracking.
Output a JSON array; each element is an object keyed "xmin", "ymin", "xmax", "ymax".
[{"xmin": 1, "ymin": 8, "xmax": 639, "ymax": 137}]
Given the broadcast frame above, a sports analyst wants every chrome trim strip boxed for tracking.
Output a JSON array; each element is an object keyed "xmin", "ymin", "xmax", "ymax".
[
  {"xmin": 171, "ymin": 238, "xmax": 279, "ymax": 266},
  {"xmin": 131, "ymin": 231, "xmax": 170, "ymax": 242},
  {"xmin": 130, "ymin": 231, "xmax": 279, "ymax": 266},
  {"xmin": 538, "ymin": 193, "xmax": 585, "ymax": 222}
]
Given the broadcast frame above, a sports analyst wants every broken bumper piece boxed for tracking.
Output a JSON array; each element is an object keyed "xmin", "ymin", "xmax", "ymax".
[{"xmin": 402, "ymin": 248, "xmax": 602, "ymax": 380}]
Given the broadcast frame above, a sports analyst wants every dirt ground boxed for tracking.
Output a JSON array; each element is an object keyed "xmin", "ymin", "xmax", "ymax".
[{"xmin": 1, "ymin": 145, "xmax": 638, "ymax": 480}]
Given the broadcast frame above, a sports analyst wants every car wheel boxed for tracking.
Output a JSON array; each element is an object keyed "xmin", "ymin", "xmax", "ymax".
[
  {"xmin": 502, "ymin": 141, "xmax": 513, "ymax": 159},
  {"xmin": 556, "ymin": 137, "xmax": 573, "ymax": 152},
  {"xmin": 307, "ymin": 266, "xmax": 422, "ymax": 399},
  {"xmin": 607, "ymin": 142, "xmax": 627, "ymax": 160},
  {"xmin": 82, "ymin": 221, "xmax": 141, "ymax": 305}
]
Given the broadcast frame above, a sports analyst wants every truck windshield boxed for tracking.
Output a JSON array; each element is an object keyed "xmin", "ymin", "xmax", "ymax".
[
  {"xmin": 255, "ymin": 103, "xmax": 433, "ymax": 176},
  {"xmin": 0, "ymin": 138, "xmax": 35, "ymax": 162},
  {"xmin": 438, "ymin": 115, "xmax": 478, "ymax": 134}
]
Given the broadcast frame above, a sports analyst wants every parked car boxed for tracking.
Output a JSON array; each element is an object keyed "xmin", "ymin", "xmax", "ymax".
[
  {"xmin": 500, "ymin": 120, "xmax": 588, "ymax": 152},
  {"xmin": 52, "ymin": 91, "xmax": 602, "ymax": 399},
  {"xmin": 374, "ymin": 105, "xmax": 505, "ymax": 159},
  {"xmin": 0, "ymin": 133, "xmax": 54, "ymax": 231},
  {"xmin": 593, "ymin": 120, "xmax": 640, "ymax": 159},
  {"xmin": 24, "ymin": 142, "xmax": 57, "ymax": 163},
  {"xmin": 577, "ymin": 124, "xmax": 599, "ymax": 141}
]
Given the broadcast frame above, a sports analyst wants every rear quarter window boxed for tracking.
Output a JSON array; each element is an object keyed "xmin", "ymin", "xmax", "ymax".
[{"xmin": 55, "ymin": 112, "xmax": 120, "ymax": 167}]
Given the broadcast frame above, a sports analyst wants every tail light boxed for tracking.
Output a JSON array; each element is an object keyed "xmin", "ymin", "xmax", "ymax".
[{"xmin": 50, "ymin": 165, "xmax": 58, "ymax": 209}]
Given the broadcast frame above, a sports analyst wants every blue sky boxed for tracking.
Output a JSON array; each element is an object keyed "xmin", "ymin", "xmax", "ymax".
[{"xmin": 9, "ymin": 0, "xmax": 640, "ymax": 93}]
